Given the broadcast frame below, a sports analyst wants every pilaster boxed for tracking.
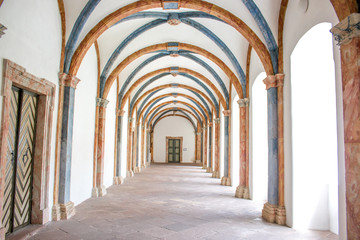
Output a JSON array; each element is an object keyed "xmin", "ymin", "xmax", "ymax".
[
  {"xmin": 331, "ymin": 13, "xmax": 360, "ymax": 239},
  {"xmin": 114, "ymin": 110, "xmax": 125, "ymax": 185},
  {"xmin": 212, "ymin": 118, "xmax": 220, "ymax": 178},
  {"xmin": 221, "ymin": 110, "xmax": 231, "ymax": 186}
]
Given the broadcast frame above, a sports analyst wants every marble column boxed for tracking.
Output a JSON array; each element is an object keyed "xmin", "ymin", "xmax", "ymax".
[
  {"xmin": 92, "ymin": 98, "xmax": 109, "ymax": 197},
  {"xmin": 244, "ymin": 98, "xmax": 250, "ymax": 199},
  {"xmin": 262, "ymin": 75, "xmax": 279, "ymax": 223},
  {"xmin": 221, "ymin": 110, "xmax": 231, "ymax": 186},
  {"xmin": 134, "ymin": 123, "xmax": 140, "ymax": 173},
  {"xmin": 141, "ymin": 125, "xmax": 146, "ymax": 169},
  {"xmin": 275, "ymin": 74, "xmax": 286, "ymax": 224},
  {"xmin": 53, "ymin": 73, "xmax": 79, "ymax": 220},
  {"xmin": 196, "ymin": 130, "xmax": 202, "ymax": 163},
  {"xmin": 203, "ymin": 126, "xmax": 208, "ymax": 167},
  {"xmin": 235, "ymin": 98, "xmax": 248, "ymax": 198},
  {"xmin": 212, "ymin": 118, "xmax": 220, "ymax": 178},
  {"xmin": 208, "ymin": 122, "xmax": 213, "ymax": 173},
  {"xmin": 331, "ymin": 14, "xmax": 360, "ymax": 239},
  {"xmin": 146, "ymin": 129, "xmax": 151, "ymax": 166},
  {"xmin": 126, "ymin": 118, "xmax": 134, "ymax": 177},
  {"xmin": 114, "ymin": 110, "xmax": 125, "ymax": 185},
  {"xmin": 150, "ymin": 129, "xmax": 154, "ymax": 163}
]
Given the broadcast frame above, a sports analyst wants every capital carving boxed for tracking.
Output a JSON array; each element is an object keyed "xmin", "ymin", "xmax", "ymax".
[
  {"xmin": 263, "ymin": 75, "xmax": 276, "ymax": 90},
  {"xmin": 214, "ymin": 118, "xmax": 220, "ymax": 124},
  {"xmin": 129, "ymin": 118, "xmax": 134, "ymax": 123},
  {"xmin": 59, "ymin": 73, "xmax": 80, "ymax": 89},
  {"xmin": 117, "ymin": 109, "xmax": 126, "ymax": 116},
  {"xmin": 223, "ymin": 110, "xmax": 231, "ymax": 116},
  {"xmin": 238, "ymin": 98, "xmax": 250, "ymax": 107},
  {"xmin": 167, "ymin": 13, "xmax": 181, "ymax": 25},
  {"xmin": 208, "ymin": 122, "xmax": 213, "ymax": 127},
  {"xmin": 275, "ymin": 74, "xmax": 285, "ymax": 87},
  {"xmin": 331, "ymin": 13, "xmax": 360, "ymax": 45},
  {"xmin": 96, "ymin": 98, "xmax": 109, "ymax": 108}
]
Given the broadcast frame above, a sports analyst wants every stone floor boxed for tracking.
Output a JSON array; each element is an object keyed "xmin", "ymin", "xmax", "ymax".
[{"xmin": 20, "ymin": 163, "xmax": 337, "ymax": 240}]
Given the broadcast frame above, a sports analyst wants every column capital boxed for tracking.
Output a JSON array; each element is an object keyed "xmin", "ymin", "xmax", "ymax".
[
  {"xmin": 96, "ymin": 98, "xmax": 109, "ymax": 108},
  {"xmin": 223, "ymin": 110, "xmax": 231, "ymax": 116},
  {"xmin": 208, "ymin": 122, "xmax": 213, "ymax": 127},
  {"xmin": 237, "ymin": 98, "xmax": 250, "ymax": 107},
  {"xmin": 275, "ymin": 74, "xmax": 285, "ymax": 87},
  {"xmin": 129, "ymin": 117, "xmax": 134, "ymax": 123},
  {"xmin": 59, "ymin": 73, "xmax": 80, "ymax": 89},
  {"xmin": 195, "ymin": 132, "xmax": 202, "ymax": 135},
  {"xmin": 214, "ymin": 118, "xmax": 220, "ymax": 124},
  {"xmin": 263, "ymin": 75, "xmax": 276, "ymax": 90},
  {"xmin": 117, "ymin": 109, "xmax": 126, "ymax": 116},
  {"xmin": 330, "ymin": 13, "xmax": 360, "ymax": 45}
]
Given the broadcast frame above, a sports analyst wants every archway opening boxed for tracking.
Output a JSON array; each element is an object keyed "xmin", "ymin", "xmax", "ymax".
[
  {"xmin": 291, "ymin": 22, "xmax": 338, "ymax": 233},
  {"xmin": 251, "ymin": 72, "xmax": 268, "ymax": 202}
]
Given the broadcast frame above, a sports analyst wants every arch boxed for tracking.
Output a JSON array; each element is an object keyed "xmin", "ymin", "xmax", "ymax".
[
  {"xmin": 149, "ymin": 107, "xmax": 200, "ymax": 128},
  {"xmin": 138, "ymin": 93, "xmax": 210, "ymax": 122},
  {"xmin": 68, "ymin": 0, "xmax": 273, "ymax": 79},
  {"xmin": 120, "ymin": 67, "xmax": 226, "ymax": 111},
  {"xmin": 153, "ymin": 114, "xmax": 196, "ymax": 130}
]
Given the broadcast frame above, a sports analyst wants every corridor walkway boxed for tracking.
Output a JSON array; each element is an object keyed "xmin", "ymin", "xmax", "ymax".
[{"xmin": 26, "ymin": 164, "xmax": 336, "ymax": 240}]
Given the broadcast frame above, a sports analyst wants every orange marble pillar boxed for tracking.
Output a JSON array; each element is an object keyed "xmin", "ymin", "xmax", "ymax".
[
  {"xmin": 212, "ymin": 118, "xmax": 220, "ymax": 178},
  {"xmin": 235, "ymin": 98, "xmax": 247, "ymax": 198},
  {"xmin": 133, "ymin": 123, "xmax": 140, "ymax": 173},
  {"xmin": 92, "ymin": 98, "xmax": 109, "ymax": 197},
  {"xmin": 276, "ymin": 74, "xmax": 286, "ymax": 224},
  {"xmin": 244, "ymin": 98, "xmax": 250, "ymax": 199},
  {"xmin": 221, "ymin": 110, "xmax": 231, "ymax": 186},
  {"xmin": 203, "ymin": 125, "xmax": 208, "ymax": 167},
  {"xmin": 208, "ymin": 122, "xmax": 213, "ymax": 173},
  {"xmin": 141, "ymin": 125, "xmax": 146, "ymax": 170},
  {"xmin": 331, "ymin": 14, "xmax": 360, "ymax": 239},
  {"xmin": 126, "ymin": 118, "xmax": 134, "ymax": 177}
]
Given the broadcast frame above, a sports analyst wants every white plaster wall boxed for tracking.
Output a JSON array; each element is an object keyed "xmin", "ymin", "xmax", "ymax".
[
  {"xmin": 0, "ymin": 0, "xmax": 62, "ymax": 221},
  {"xmin": 103, "ymin": 82, "xmax": 116, "ymax": 188},
  {"xmin": 121, "ymin": 103, "xmax": 129, "ymax": 178},
  {"xmin": 153, "ymin": 117, "xmax": 195, "ymax": 163},
  {"xmin": 71, "ymin": 45, "xmax": 97, "ymax": 206}
]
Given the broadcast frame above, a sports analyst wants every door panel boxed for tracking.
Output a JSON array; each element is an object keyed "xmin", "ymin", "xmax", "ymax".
[{"xmin": 168, "ymin": 139, "xmax": 181, "ymax": 163}]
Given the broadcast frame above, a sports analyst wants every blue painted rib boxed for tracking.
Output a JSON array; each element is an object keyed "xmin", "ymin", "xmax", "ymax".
[
  {"xmin": 153, "ymin": 110, "xmax": 197, "ymax": 130},
  {"xmin": 187, "ymin": 90, "xmax": 212, "ymax": 121},
  {"xmin": 143, "ymin": 96, "xmax": 168, "ymax": 122},
  {"xmin": 64, "ymin": 0, "xmax": 101, "ymax": 73},
  {"xmin": 135, "ymin": 90, "xmax": 161, "ymax": 118},
  {"xmin": 147, "ymin": 104, "xmax": 171, "ymax": 127},
  {"xmin": 180, "ymin": 53, "xmax": 229, "ymax": 108},
  {"xmin": 242, "ymin": 0, "xmax": 278, "ymax": 73},
  {"xmin": 100, "ymin": 19, "xmax": 167, "ymax": 96},
  {"xmin": 181, "ymin": 18, "xmax": 246, "ymax": 96},
  {"xmin": 117, "ymin": 52, "xmax": 169, "ymax": 109}
]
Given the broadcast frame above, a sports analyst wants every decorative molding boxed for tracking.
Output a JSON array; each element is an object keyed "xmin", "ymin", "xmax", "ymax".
[
  {"xmin": 117, "ymin": 109, "xmax": 126, "ymax": 116},
  {"xmin": 96, "ymin": 98, "xmax": 109, "ymax": 108},
  {"xmin": 275, "ymin": 74, "xmax": 285, "ymax": 87},
  {"xmin": 59, "ymin": 73, "xmax": 80, "ymax": 89},
  {"xmin": 331, "ymin": 13, "xmax": 360, "ymax": 45},
  {"xmin": 170, "ymin": 66, "xmax": 179, "ymax": 77},
  {"xmin": 223, "ymin": 110, "xmax": 231, "ymax": 116},
  {"xmin": 161, "ymin": 0, "xmax": 180, "ymax": 10},
  {"xmin": 237, "ymin": 98, "xmax": 250, "ymax": 107},
  {"xmin": 167, "ymin": 13, "xmax": 181, "ymax": 25},
  {"xmin": 263, "ymin": 75, "xmax": 276, "ymax": 90},
  {"xmin": 0, "ymin": 23, "xmax": 7, "ymax": 38}
]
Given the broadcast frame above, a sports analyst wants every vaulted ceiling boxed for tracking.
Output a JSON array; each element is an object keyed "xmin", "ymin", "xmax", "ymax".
[{"xmin": 60, "ymin": 0, "xmax": 283, "ymax": 127}]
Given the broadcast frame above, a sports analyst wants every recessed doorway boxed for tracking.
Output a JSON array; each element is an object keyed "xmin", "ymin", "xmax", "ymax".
[{"xmin": 166, "ymin": 137, "xmax": 183, "ymax": 163}]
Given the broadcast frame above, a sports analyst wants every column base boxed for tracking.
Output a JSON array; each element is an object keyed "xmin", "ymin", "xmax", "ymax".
[
  {"xmin": 262, "ymin": 202, "xmax": 277, "ymax": 223},
  {"xmin": 276, "ymin": 206, "xmax": 286, "ymax": 225},
  {"xmin": 134, "ymin": 166, "xmax": 141, "ymax": 173},
  {"xmin": 206, "ymin": 167, "xmax": 212, "ymax": 173},
  {"xmin": 141, "ymin": 164, "xmax": 146, "ymax": 170},
  {"xmin": 202, "ymin": 165, "xmax": 207, "ymax": 169},
  {"xmin": 235, "ymin": 185, "xmax": 245, "ymax": 198},
  {"xmin": 146, "ymin": 162, "xmax": 150, "ymax": 167},
  {"xmin": 113, "ymin": 176, "xmax": 124, "ymax": 185},
  {"xmin": 92, "ymin": 185, "xmax": 107, "ymax": 197},
  {"xmin": 51, "ymin": 204, "xmax": 61, "ymax": 221},
  {"xmin": 126, "ymin": 170, "xmax": 134, "ymax": 177},
  {"xmin": 243, "ymin": 187, "xmax": 250, "ymax": 199},
  {"xmin": 220, "ymin": 177, "xmax": 231, "ymax": 186},
  {"xmin": 212, "ymin": 170, "xmax": 220, "ymax": 178}
]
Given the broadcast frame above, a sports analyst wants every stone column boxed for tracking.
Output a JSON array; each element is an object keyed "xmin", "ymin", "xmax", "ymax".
[
  {"xmin": 92, "ymin": 98, "xmax": 109, "ymax": 197},
  {"xmin": 203, "ymin": 126, "xmax": 208, "ymax": 167},
  {"xmin": 221, "ymin": 110, "xmax": 231, "ymax": 186},
  {"xmin": 208, "ymin": 122, "xmax": 213, "ymax": 173},
  {"xmin": 150, "ymin": 129, "xmax": 154, "ymax": 163},
  {"xmin": 134, "ymin": 123, "xmax": 140, "ymax": 173},
  {"xmin": 114, "ymin": 110, "xmax": 125, "ymax": 185},
  {"xmin": 53, "ymin": 73, "xmax": 79, "ymax": 220},
  {"xmin": 262, "ymin": 75, "xmax": 279, "ymax": 223},
  {"xmin": 276, "ymin": 74, "xmax": 286, "ymax": 224},
  {"xmin": 126, "ymin": 118, "xmax": 134, "ymax": 177},
  {"xmin": 331, "ymin": 13, "xmax": 360, "ymax": 239},
  {"xmin": 146, "ymin": 129, "xmax": 151, "ymax": 166},
  {"xmin": 141, "ymin": 125, "xmax": 146, "ymax": 169},
  {"xmin": 196, "ymin": 131, "xmax": 202, "ymax": 163},
  {"xmin": 235, "ymin": 98, "xmax": 248, "ymax": 198},
  {"xmin": 212, "ymin": 118, "xmax": 220, "ymax": 178}
]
